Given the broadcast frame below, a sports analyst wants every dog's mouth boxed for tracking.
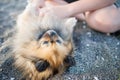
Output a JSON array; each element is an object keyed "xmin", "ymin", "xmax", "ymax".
[{"xmin": 38, "ymin": 30, "xmax": 63, "ymax": 47}]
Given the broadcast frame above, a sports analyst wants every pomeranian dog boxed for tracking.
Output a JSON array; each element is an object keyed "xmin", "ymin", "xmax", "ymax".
[{"xmin": 13, "ymin": 0, "xmax": 77, "ymax": 80}]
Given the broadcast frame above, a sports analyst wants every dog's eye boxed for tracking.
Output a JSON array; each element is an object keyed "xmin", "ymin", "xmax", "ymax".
[
  {"xmin": 56, "ymin": 40, "xmax": 61, "ymax": 44},
  {"xmin": 40, "ymin": 41, "xmax": 50, "ymax": 47},
  {"xmin": 43, "ymin": 41, "xmax": 49, "ymax": 44}
]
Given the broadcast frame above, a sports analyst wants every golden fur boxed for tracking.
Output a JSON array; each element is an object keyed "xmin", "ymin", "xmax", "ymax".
[{"xmin": 13, "ymin": 0, "xmax": 77, "ymax": 80}]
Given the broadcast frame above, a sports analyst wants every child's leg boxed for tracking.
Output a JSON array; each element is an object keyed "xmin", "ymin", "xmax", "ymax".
[{"xmin": 84, "ymin": 5, "xmax": 120, "ymax": 33}]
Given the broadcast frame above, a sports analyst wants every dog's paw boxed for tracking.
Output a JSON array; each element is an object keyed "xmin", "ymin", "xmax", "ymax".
[
  {"xmin": 64, "ymin": 56, "xmax": 76, "ymax": 67},
  {"xmin": 35, "ymin": 60, "xmax": 50, "ymax": 72}
]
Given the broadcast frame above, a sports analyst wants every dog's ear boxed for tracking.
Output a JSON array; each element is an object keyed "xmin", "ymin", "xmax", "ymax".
[
  {"xmin": 35, "ymin": 60, "xmax": 50, "ymax": 72},
  {"xmin": 21, "ymin": 55, "xmax": 50, "ymax": 72},
  {"xmin": 64, "ymin": 18, "xmax": 77, "ymax": 28},
  {"xmin": 63, "ymin": 18, "xmax": 77, "ymax": 35},
  {"xmin": 60, "ymin": 18, "xmax": 77, "ymax": 40},
  {"xmin": 64, "ymin": 55, "xmax": 76, "ymax": 67}
]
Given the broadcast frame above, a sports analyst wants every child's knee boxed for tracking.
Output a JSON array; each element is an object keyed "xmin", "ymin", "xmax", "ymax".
[{"xmin": 86, "ymin": 15, "xmax": 119, "ymax": 33}]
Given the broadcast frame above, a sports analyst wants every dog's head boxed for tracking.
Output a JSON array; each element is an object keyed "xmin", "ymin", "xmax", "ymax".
[{"xmin": 14, "ymin": 1, "xmax": 77, "ymax": 79}]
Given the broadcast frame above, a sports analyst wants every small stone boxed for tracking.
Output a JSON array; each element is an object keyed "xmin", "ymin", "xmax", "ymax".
[
  {"xmin": 68, "ymin": 77, "xmax": 71, "ymax": 80},
  {"xmin": 94, "ymin": 76, "xmax": 99, "ymax": 80},
  {"xmin": 82, "ymin": 21, "xmax": 86, "ymax": 25},
  {"xmin": 117, "ymin": 42, "xmax": 120, "ymax": 45},
  {"xmin": 86, "ymin": 44, "xmax": 90, "ymax": 47},
  {"xmin": 0, "ymin": 68, "xmax": 2, "ymax": 71},
  {"xmin": 10, "ymin": 77, "xmax": 15, "ymax": 80},
  {"xmin": 82, "ymin": 25, "xmax": 86, "ymax": 29},
  {"xmin": 106, "ymin": 33, "xmax": 110, "ymax": 36},
  {"xmin": 101, "ymin": 57, "xmax": 105, "ymax": 61},
  {"xmin": 115, "ymin": 47, "xmax": 118, "ymax": 50},
  {"xmin": 86, "ymin": 32, "xmax": 92, "ymax": 37}
]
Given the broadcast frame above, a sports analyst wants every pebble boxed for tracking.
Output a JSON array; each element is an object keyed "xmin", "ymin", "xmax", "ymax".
[
  {"xmin": 0, "ymin": 68, "xmax": 2, "ymax": 71},
  {"xmin": 86, "ymin": 32, "xmax": 92, "ymax": 37},
  {"xmin": 117, "ymin": 42, "xmax": 120, "ymax": 45},
  {"xmin": 82, "ymin": 21, "xmax": 86, "ymax": 25},
  {"xmin": 101, "ymin": 57, "xmax": 105, "ymax": 61},
  {"xmin": 10, "ymin": 77, "xmax": 15, "ymax": 80},
  {"xmin": 82, "ymin": 25, "xmax": 86, "ymax": 29},
  {"xmin": 86, "ymin": 44, "xmax": 90, "ymax": 47},
  {"xmin": 94, "ymin": 76, "xmax": 99, "ymax": 80}
]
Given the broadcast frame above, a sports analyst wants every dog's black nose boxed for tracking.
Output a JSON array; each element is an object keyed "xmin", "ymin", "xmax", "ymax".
[
  {"xmin": 46, "ymin": 30, "xmax": 57, "ymax": 37},
  {"xmin": 50, "ymin": 31, "xmax": 56, "ymax": 37}
]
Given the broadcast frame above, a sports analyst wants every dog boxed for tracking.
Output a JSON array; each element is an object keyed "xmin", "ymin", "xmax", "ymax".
[{"xmin": 13, "ymin": 0, "xmax": 77, "ymax": 80}]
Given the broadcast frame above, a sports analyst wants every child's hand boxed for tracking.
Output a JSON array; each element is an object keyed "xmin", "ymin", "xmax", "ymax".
[{"xmin": 39, "ymin": 3, "xmax": 70, "ymax": 18}]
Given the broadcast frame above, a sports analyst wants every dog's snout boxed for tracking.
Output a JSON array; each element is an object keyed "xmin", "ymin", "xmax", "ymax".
[{"xmin": 41, "ymin": 30, "xmax": 62, "ymax": 44}]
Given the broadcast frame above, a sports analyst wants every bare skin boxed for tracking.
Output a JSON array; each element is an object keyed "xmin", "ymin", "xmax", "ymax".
[{"xmin": 37, "ymin": 0, "xmax": 120, "ymax": 33}]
